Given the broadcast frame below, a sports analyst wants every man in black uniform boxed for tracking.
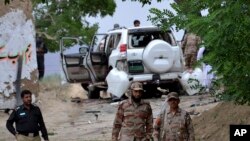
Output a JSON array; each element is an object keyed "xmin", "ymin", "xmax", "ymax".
[
  {"xmin": 6, "ymin": 90, "xmax": 49, "ymax": 141},
  {"xmin": 36, "ymin": 35, "xmax": 48, "ymax": 80}
]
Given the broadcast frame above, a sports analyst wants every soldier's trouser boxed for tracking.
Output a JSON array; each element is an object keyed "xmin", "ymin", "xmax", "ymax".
[
  {"xmin": 16, "ymin": 134, "xmax": 41, "ymax": 141},
  {"xmin": 185, "ymin": 54, "xmax": 197, "ymax": 69}
]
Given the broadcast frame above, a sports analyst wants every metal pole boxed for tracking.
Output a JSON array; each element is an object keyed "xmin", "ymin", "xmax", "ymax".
[{"xmin": 15, "ymin": 55, "xmax": 23, "ymax": 106}]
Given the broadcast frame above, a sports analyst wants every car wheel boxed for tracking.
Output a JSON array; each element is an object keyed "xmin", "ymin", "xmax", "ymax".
[
  {"xmin": 111, "ymin": 94, "xmax": 121, "ymax": 102},
  {"xmin": 168, "ymin": 81, "xmax": 185, "ymax": 95},
  {"xmin": 81, "ymin": 83, "xmax": 88, "ymax": 91},
  {"xmin": 143, "ymin": 85, "xmax": 162, "ymax": 98},
  {"xmin": 87, "ymin": 88, "xmax": 100, "ymax": 99},
  {"xmin": 142, "ymin": 40, "xmax": 174, "ymax": 73},
  {"xmin": 154, "ymin": 91, "xmax": 162, "ymax": 98}
]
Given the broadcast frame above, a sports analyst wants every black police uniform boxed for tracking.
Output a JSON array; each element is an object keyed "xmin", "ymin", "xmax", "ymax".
[{"xmin": 6, "ymin": 104, "xmax": 49, "ymax": 140}]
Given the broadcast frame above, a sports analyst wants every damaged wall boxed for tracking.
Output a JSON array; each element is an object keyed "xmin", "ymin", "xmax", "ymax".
[{"xmin": 0, "ymin": 0, "xmax": 38, "ymax": 109}]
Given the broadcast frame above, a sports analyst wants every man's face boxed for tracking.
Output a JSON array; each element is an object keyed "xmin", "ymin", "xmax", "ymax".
[
  {"xmin": 22, "ymin": 94, "xmax": 32, "ymax": 105},
  {"xmin": 100, "ymin": 43, "xmax": 104, "ymax": 51},
  {"xmin": 134, "ymin": 23, "xmax": 140, "ymax": 27},
  {"xmin": 131, "ymin": 90, "xmax": 142, "ymax": 102},
  {"xmin": 168, "ymin": 98, "xmax": 180, "ymax": 109}
]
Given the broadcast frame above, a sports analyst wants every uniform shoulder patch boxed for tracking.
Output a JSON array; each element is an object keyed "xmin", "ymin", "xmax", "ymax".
[
  {"xmin": 142, "ymin": 100, "xmax": 150, "ymax": 105},
  {"xmin": 180, "ymin": 109, "xmax": 190, "ymax": 119},
  {"xmin": 119, "ymin": 100, "xmax": 126, "ymax": 105},
  {"xmin": 31, "ymin": 104, "xmax": 41, "ymax": 111},
  {"xmin": 119, "ymin": 100, "xmax": 131, "ymax": 109},
  {"xmin": 15, "ymin": 106, "xmax": 20, "ymax": 111},
  {"xmin": 182, "ymin": 109, "xmax": 188, "ymax": 115},
  {"xmin": 32, "ymin": 103, "xmax": 38, "ymax": 107}
]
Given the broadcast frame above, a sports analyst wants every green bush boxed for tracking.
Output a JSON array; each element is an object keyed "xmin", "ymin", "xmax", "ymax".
[{"xmin": 147, "ymin": 0, "xmax": 250, "ymax": 104}]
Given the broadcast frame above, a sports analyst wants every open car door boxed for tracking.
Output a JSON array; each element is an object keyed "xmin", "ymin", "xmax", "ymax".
[
  {"xmin": 60, "ymin": 37, "xmax": 91, "ymax": 83},
  {"xmin": 85, "ymin": 34, "xmax": 109, "ymax": 83}
]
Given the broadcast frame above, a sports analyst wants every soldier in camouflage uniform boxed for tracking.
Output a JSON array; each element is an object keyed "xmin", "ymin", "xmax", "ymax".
[
  {"xmin": 112, "ymin": 82, "xmax": 153, "ymax": 141},
  {"xmin": 153, "ymin": 92, "xmax": 195, "ymax": 141},
  {"xmin": 182, "ymin": 32, "xmax": 201, "ymax": 70}
]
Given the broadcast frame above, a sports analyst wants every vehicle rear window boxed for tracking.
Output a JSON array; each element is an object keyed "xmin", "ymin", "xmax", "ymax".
[{"xmin": 128, "ymin": 31, "xmax": 176, "ymax": 48}]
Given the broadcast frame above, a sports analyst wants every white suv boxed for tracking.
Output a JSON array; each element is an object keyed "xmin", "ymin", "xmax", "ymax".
[{"xmin": 60, "ymin": 26, "xmax": 185, "ymax": 99}]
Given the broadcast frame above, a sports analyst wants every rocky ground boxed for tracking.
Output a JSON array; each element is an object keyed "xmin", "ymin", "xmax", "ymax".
[{"xmin": 0, "ymin": 82, "xmax": 249, "ymax": 141}]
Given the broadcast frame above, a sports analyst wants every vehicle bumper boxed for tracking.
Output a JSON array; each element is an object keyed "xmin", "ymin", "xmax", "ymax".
[{"xmin": 128, "ymin": 72, "xmax": 182, "ymax": 82}]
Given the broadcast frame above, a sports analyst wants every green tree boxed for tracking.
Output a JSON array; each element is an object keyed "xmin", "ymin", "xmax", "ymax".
[
  {"xmin": 5, "ymin": 0, "xmax": 116, "ymax": 52},
  {"xmin": 145, "ymin": 0, "xmax": 250, "ymax": 104},
  {"xmin": 32, "ymin": 0, "xmax": 116, "ymax": 52}
]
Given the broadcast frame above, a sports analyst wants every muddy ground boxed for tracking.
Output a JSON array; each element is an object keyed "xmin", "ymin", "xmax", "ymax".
[{"xmin": 1, "ymin": 83, "xmax": 248, "ymax": 141}]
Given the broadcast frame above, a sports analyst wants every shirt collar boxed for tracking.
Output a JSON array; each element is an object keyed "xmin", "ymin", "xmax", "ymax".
[
  {"xmin": 167, "ymin": 107, "xmax": 181, "ymax": 114},
  {"xmin": 129, "ymin": 97, "xmax": 144, "ymax": 106},
  {"xmin": 21, "ymin": 104, "xmax": 34, "ymax": 110}
]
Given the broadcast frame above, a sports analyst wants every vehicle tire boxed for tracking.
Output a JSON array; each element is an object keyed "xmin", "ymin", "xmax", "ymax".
[
  {"xmin": 168, "ymin": 81, "xmax": 185, "ymax": 95},
  {"xmin": 81, "ymin": 83, "xmax": 88, "ymax": 91},
  {"xmin": 142, "ymin": 91, "xmax": 151, "ymax": 99},
  {"xmin": 142, "ymin": 40, "xmax": 174, "ymax": 73},
  {"xmin": 154, "ymin": 91, "xmax": 162, "ymax": 98},
  {"xmin": 143, "ymin": 85, "xmax": 162, "ymax": 98},
  {"xmin": 87, "ymin": 88, "xmax": 100, "ymax": 99},
  {"xmin": 111, "ymin": 94, "xmax": 122, "ymax": 102}
]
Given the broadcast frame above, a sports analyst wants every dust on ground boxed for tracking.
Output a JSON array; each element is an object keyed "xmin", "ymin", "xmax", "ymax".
[
  {"xmin": 193, "ymin": 102, "xmax": 250, "ymax": 141},
  {"xmin": 0, "ymin": 83, "xmax": 249, "ymax": 141}
]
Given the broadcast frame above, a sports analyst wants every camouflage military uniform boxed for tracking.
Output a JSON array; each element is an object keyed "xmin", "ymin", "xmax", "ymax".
[
  {"xmin": 153, "ymin": 107, "xmax": 195, "ymax": 141},
  {"xmin": 112, "ymin": 98, "xmax": 153, "ymax": 141},
  {"xmin": 182, "ymin": 33, "xmax": 201, "ymax": 69}
]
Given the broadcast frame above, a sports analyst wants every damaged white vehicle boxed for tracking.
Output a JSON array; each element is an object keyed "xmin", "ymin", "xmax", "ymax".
[{"xmin": 61, "ymin": 26, "xmax": 193, "ymax": 99}]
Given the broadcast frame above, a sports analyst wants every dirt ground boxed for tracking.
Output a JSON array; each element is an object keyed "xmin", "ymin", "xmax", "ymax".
[{"xmin": 1, "ymin": 83, "xmax": 249, "ymax": 141}]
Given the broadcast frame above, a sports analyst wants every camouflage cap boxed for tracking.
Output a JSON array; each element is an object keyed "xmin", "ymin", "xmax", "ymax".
[
  {"xmin": 130, "ymin": 82, "xmax": 143, "ymax": 91},
  {"xmin": 167, "ymin": 92, "xmax": 179, "ymax": 101}
]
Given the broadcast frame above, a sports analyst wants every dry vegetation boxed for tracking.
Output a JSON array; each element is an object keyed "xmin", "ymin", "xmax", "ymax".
[{"xmin": 193, "ymin": 102, "xmax": 250, "ymax": 141}]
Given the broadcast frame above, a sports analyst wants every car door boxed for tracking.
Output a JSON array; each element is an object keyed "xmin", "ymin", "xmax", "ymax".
[
  {"xmin": 85, "ymin": 34, "xmax": 109, "ymax": 83},
  {"xmin": 60, "ymin": 37, "xmax": 91, "ymax": 83}
]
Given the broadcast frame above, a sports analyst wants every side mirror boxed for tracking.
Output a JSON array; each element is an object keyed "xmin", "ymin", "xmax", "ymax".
[{"xmin": 79, "ymin": 46, "xmax": 89, "ymax": 55}]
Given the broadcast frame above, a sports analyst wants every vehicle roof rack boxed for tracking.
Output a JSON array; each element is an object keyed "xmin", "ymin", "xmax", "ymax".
[{"xmin": 108, "ymin": 26, "xmax": 127, "ymax": 31}]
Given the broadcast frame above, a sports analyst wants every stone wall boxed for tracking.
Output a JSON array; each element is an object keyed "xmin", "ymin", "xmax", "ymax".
[{"xmin": 0, "ymin": 0, "xmax": 38, "ymax": 109}]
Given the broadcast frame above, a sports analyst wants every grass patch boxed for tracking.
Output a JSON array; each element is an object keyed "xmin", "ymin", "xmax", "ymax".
[{"xmin": 39, "ymin": 74, "xmax": 63, "ymax": 90}]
